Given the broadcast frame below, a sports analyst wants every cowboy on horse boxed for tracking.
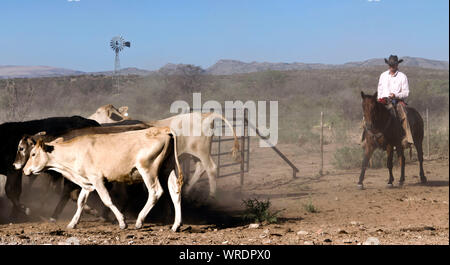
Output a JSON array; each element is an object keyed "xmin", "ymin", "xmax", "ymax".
[
  {"xmin": 377, "ymin": 55, "xmax": 414, "ymax": 147},
  {"xmin": 358, "ymin": 55, "xmax": 427, "ymax": 189}
]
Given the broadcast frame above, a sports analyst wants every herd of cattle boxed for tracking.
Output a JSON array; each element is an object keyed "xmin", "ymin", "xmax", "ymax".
[{"xmin": 0, "ymin": 105, "xmax": 239, "ymax": 232}]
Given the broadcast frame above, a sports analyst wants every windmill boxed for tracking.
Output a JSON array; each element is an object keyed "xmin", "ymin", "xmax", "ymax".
[{"xmin": 110, "ymin": 36, "xmax": 131, "ymax": 93}]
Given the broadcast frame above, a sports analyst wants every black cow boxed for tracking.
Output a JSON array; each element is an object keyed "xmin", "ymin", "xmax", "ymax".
[{"xmin": 0, "ymin": 116, "xmax": 100, "ymax": 220}]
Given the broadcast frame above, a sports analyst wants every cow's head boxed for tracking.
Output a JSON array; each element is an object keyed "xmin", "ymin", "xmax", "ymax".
[
  {"xmin": 13, "ymin": 132, "xmax": 46, "ymax": 170},
  {"xmin": 23, "ymin": 139, "xmax": 53, "ymax": 176},
  {"xmin": 88, "ymin": 104, "xmax": 130, "ymax": 124}
]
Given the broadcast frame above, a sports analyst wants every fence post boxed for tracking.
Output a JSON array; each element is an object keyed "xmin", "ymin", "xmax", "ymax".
[
  {"xmin": 240, "ymin": 109, "xmax": 245, "ymax": 190},
  {"xmin": 426, "ymin": 108, "xmax": 430, "ymax": 160},
  {"xmin": 319, "ymin": 111, "xmax": 324, "ymax": 176}
]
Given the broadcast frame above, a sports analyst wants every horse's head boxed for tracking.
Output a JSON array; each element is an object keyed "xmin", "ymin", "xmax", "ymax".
[{"xmin": 361, "ymin": 91, "xmax": 378, "ymax": 130}]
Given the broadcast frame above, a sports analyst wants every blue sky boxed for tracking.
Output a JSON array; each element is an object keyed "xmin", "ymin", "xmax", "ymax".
[{"xmin": 0, "ymin": 0, "xmax": 448, "ymax": 72}]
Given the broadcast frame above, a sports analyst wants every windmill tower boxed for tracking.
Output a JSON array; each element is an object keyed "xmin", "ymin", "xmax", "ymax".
[{"xmin": 110, "ymin": 36, "xmax": 130, "ymax": 93}]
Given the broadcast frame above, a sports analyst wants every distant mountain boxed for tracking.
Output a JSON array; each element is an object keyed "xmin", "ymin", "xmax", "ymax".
[
  {"xmin": 0, "ymin": 65, "xmax": 85, "ymax": 79},
  {"xmin": 206, "ymin": 57, "xmax": 449, "ymax": 75},
  {"xmin": 158, "ymin": 63, "xmax": 205, "ymax": 76},
  {"xmin": 90, "ymin": 67, "xmax": 155, "ymax": 76},
  {"xmin": 1, "ymin": 56, "xmax": 447, "ymax": 79},
  {"xmin": 342, "ymin": 56, "xmax": 449, "ymax": 69}
]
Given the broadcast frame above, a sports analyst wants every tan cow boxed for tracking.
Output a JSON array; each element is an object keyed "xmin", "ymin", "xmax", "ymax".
[
  {"xmin": 88, "ymin": 105, "xmax": 239, "ymax": 198},
  {"xmin": 22, "ymin": 127, "xmax": 183, "ymax": 231},
  {"xmin": 88, "ymin": 104, "xmax": 130, "ymax": 123}
]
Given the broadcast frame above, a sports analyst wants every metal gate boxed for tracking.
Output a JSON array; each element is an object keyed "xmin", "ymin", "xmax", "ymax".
[{"xmin": 181, "ymin": 109, "xmax": 250, "ymax": 188}]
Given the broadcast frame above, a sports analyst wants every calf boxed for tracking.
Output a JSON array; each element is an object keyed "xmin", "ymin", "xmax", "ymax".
[
  {"xmin": 13, "ymin": 123, "xmax": 150, "ymax": 221},
  {"xmin": 22, "ymin": 127, "xmax": 183, "ymax": 231}
]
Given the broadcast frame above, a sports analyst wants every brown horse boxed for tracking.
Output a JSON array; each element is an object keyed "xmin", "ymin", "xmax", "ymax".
[{"xmin": 358, "ymin": 91, "xmax": 427, "ymax": 189}]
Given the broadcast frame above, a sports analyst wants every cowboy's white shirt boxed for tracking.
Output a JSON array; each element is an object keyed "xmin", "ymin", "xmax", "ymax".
[{"xmin": 377, "ymin": 70, "xmax": 409, "ymax": 99}]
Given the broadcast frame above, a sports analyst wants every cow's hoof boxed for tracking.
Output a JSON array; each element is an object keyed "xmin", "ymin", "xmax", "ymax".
[
  {"xmin": 119, "ymin": 223, "xmax": 128, "ymax": 230},
  {"xmin": 386, "ymin": 183, "xmax": 394, "ymax": 188},
  {"xmin": 67, "ymin": 223, "xmax": 76, "ymax": 229},
  {"xmin": 49, "ymin": 217, "xmax": 56, "ymax": 223},
  {"xmin": 135, "ymin": 222, "xmax": 143, "ymax": 229},
  {"xmin": 357, "ymin": 184, "xmax": 364, "ymax": 190},
  {"xmin": 171, "ymin": 225, "xmax": 181, "ymax": 232}
]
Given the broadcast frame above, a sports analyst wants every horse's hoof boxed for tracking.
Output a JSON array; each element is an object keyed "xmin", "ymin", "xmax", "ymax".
[
  {"xmin": 386, "ymin": 183, "xmax": 394, "ymax": 189},
  {"xmin": 357, "ymin": 184, "xmax": 364, "ymax": 190},
  {"xmin": 49, "ymin": 217, "xmax": 56, "ymax": 223},
  {"xmin": 420, "ymin": 177, "xmax": 427, "ymax": 184},
  {"xmin": 119, "ymin": 222, "xmax": 128, "ymax": 230},
  {"xmin": 398, "ymin": 182, "xmax": 404, "ymax": 187}
]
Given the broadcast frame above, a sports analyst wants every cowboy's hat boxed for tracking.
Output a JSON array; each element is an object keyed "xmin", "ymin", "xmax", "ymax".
[{"xmin": 384, "ymin": 55, "xmax": 404, "ymax": 66}]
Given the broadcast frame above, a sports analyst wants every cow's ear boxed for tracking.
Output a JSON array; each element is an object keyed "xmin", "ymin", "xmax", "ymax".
[
  {"xmin": 361, "ymin": 91, "xmax": 365, "ymax": 99},
  {"xmin": 27, "ymin": 136, "xmax": 36, "ymax": 145},
  {"xmin": 119, "ymin": 106, "xmax": 129, "ymax": 115},
  {"xmin": 21, "ymin": 134, "xmax": 30, "ymax": 141},
  {"xmin": 36, "ymin": 139, "xmax": 44, "ymax": 148},
  {"xmin": 43, "ymin": 144, "xmax": 54, "ymax": 153}
]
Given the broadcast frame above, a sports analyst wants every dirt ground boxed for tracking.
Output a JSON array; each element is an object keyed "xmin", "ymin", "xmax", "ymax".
[{"xmin": 0, "ymin": 141, "xmax": 448, "ymax": 245}]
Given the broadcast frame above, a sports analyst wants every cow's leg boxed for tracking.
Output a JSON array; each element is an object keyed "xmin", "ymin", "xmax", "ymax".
[
  {"xmin": 397, "ymin": 146, "xmax": 406, "ymax": 186},
  {"xmin": 357, "ymin": 145, "xmax": 374, "ymax": 190},
  {"xmin": 415, "ymin": 141, "xmax": 427, "ymax": 183},
  {"xmin": 135, "ymin": 167, "xmax": 163, "ymax": 229},
  {"xmin": 50, "ymin": 180, "xmax": 79, "ymax": 222},
  {"xmin": 184, "ymin": 161, "xmax": 205, "ymax": 195},
  {"xmin": 92, "ymin": 178, "xmax": 127, "ymax": 229},
  {"xmin": 198, "ymin": 155, "xmax": 218, "ymax": 198},
  {"xmin": 67, "ymin": 188, "xmax": 90, "ymax": 229},
  {"xmin": 39, "ymin": 174, "xmax": 54, "ymax": 209},
  {"xmin": 5, "ymin": 169, "xmax": 29, "ymax": 219},
  {"xmin": 386, "ymin": 145, "xmax": 395, "ymax": 188},
  {"xmin": 25, "ymin": 174, "xmax": 38, "ymax": 194},
  {"xmin": 167, "ymin": 170, "xmax": 182, "ymax": 232}
]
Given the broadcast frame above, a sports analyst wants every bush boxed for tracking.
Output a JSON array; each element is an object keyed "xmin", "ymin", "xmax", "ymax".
[
  {"xmin": 241, "ymin": 198, "xmax": 282, "ymax": 224},
  {"xmin": 332, "ymin": 146, "xmax": 363, "ymax": 169},
  {"xmin": 303, "ymin": 196, "xmax": 318, "ymax": 213}
]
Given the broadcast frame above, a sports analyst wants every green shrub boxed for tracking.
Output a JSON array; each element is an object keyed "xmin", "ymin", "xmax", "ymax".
[
  {"xmin": 241, "ymin": 198, "xmax": 282, "ymax": 224},
  {"xmin": 303, "ymin": 197, "xmax": 318, "ymax": 213}
]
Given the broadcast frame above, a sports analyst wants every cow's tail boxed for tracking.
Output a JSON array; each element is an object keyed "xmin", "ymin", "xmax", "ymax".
[
  {"xmin": 206, "ymin": 112, "xmax": 240, "ymax": 161},
  {"xmin": 169, "ymin": 128, "xmax": 183, "ymax": 193}
]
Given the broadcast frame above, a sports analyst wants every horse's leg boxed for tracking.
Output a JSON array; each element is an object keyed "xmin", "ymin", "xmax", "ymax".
[
  {"xmin": 397, "ymin": 146, "xmax": 406, "ymax": 186},
  {"xmin": 415, "ymin": 141, "xmax": 427, "ymax": 183},
  {"xmin": 358, "ymin": 144, "xmax": 374, "ymax": 189},
  {"xmin": 386, "ymin": 145, "xmax": 394, "ymax": 188}
]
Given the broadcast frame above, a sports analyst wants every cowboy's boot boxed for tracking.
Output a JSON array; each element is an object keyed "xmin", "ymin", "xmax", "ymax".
[{"xmin": 397, "ymin": 104, "xmax": 414, "ymax": 147}]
